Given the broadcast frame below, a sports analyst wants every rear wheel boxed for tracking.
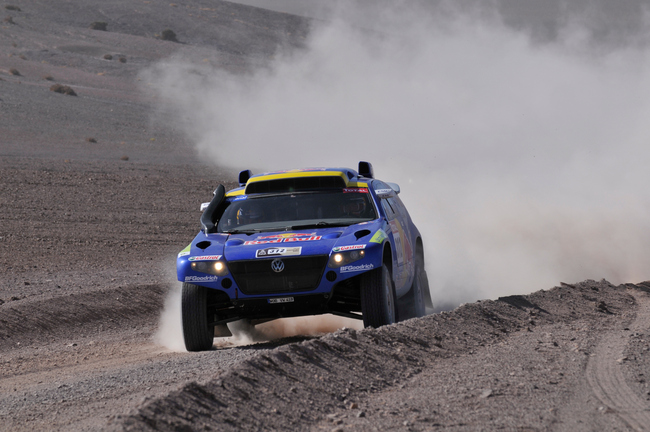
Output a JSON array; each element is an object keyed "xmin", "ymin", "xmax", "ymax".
[
  {"xmin": 399, "ymin": 246, "xmax": 431, "ymax": 319},
  {"xmin": 408, "ymin": 264, "xmax": 427, "ymax": 318},
  {"xmin": 181, "ymin": 283, "xmax": 214, "ymax": 351},
  {"xmin": 361, "ymin": 264, "xmax": 397, "ymax": 328},
  {"xmin": 421, "ymin": 268, "xmax": 433, "ymax": 310}
]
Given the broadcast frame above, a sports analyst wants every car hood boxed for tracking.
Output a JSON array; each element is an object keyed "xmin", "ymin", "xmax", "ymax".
[{"xmin": 217, "ymin": 222, "xmax": 380, "ymax": 261}]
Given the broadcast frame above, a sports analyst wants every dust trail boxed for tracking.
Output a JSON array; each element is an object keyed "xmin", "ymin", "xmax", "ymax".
[
  {"xmin": 216, "ymin": 316, "xmax": 364, "ymax": 348},
  {"xmin": 155, "ymin": 286, "xmax": 363, "ymax": 349},
  {"xmin": 154, "ymin": 280, "xmax": 362, "ymax": 351},
  {"xmin": 154, "ymin": 285, "xmax": 187, "ymax": 352},
  {"xmin": 143, "ymin": 2, "xmax": 650, "ymax": 313}
]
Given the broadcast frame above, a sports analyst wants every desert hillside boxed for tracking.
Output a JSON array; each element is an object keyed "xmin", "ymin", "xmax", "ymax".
[{"xmin": 2, "ymin": 1, "xmax": 650, "ymax": 431}]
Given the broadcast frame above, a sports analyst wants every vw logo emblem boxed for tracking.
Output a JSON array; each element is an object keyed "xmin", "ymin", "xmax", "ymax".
[{"xmin": 271, "ymin": 258, "xmax": 285, "ymax": 273}]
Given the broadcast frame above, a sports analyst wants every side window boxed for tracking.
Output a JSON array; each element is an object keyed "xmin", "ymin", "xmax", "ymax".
[
  {"xmin": 381, "ymin": 199, "xmax": 395, "ymax": 221},
  {"xmin": 387, "ymin": 197, "xmax": 405, "ymax": 219}
]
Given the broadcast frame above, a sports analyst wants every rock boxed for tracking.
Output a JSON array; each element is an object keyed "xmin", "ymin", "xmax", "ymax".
[
  {"xmin": 89, "ymin": 21, "xmax": 107, "ymax": 31},
  {"xmin": 479, "ymin": 389, "xmax": 493, "ymax": 399},
  {"xmin": 50, "ymin": 84, "xmax": 77, "ymax": 96},
  {"xmin": 160, "ymin": 29, "xmax": 178, "ymax": 42}
]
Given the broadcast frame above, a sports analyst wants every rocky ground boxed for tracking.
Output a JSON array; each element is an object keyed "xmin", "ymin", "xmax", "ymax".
[{"xmin": 2, "ymin": 1, "xmax": 650, "ymax": 431}]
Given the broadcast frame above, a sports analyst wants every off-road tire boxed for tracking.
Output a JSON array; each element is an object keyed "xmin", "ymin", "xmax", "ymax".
[
  {"xmin": 361, "ymin": 264, "xmax": 397, "ymax": 327},
  {"xmin": 421, "ymin": 268, "xmax": 433, "ymax": 309},
  {"xmin": 400, "ymin": 247, "xmax": 429, "ymax": 319},
  {"xmin": 181, "ymin": 283, "xmax": 213, "ymax": 351},
  {"xmin": 409, "ymin": 263, "xmax": 427, "ymax": 318}
]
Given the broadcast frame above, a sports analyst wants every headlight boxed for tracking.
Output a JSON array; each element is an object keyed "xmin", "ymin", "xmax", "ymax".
[
  {"xmin": 190, "ymin": 260, "xmax": 229, "ymax": 276},
  {"xmin": 328, "ymin": 250, "xmax": 366, "ymax": 268}
]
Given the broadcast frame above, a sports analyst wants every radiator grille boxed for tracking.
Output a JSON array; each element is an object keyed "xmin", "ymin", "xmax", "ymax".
[{"xmin": 229, "ymin": 256, "xmax": 329, "ymax": 295}]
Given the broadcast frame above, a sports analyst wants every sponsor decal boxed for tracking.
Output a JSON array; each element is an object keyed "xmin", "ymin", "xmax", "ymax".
[
  {"xmin": 374, "ymin": 188, "xmax": 393, "ymax": 196},
  {"xmin": 340, "ymin": 263, "xmax": 375, "ymax": 273},
  {"xmin": 244, "ymin": 238, "xmax": 282, "ymax": 245},
  {"xmin": 232, "ymin": 195, "xmax": 247, "ymax": 201},
  {"xmin": 258, "ymin": 232, "xmax": 315, "ymax": 239},
  {"xmin": 343, "ymin": 188, "xmax": 369, "ymax": 193},
  {"xmin": 332, "ymin": 244, "xmax": 366, "ymax": 252},
  {"xmin": 256, "ymin": 247, "xmax": 302, "ymax": 258},
  {"xmin": 369, "ymin": 229, "xmax": 388, "ymax": 244},
  {"xmin": 284, "ymin": 235, "xmax": 322, "ymax": 243},
  {"xmin": 268, "ymin": 296, "xmax": 294, "ymax": 304},
  {"xmin": 244, "ymin": 235, "xmax": 322, "ymax": 245},
  {"xmin": 184, "ymin": 275, "xmax": 219, "ymax": 282},
  {"xmin": 177, "ymin": 244, "xmax": 191, "ymax": 258},
  {"xmin": 188, "ymin": 255, "xmax": 222, "ymax": 261}
]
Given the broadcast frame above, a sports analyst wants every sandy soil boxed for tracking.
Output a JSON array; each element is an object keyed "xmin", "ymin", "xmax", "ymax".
[{"xmin": 2, "ymin": 1, "xmax": 650, "ymax": 431}]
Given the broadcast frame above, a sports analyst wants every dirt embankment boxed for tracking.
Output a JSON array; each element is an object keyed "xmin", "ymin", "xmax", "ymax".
[{"xmin": 119, "ymin": 280, "xmax": 650, "ymax": 431}]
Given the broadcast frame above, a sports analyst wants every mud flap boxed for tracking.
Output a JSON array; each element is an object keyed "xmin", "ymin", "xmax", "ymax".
[{"xmin": 214, "ymin": 324, "xmax": 233, "ymax": 337}]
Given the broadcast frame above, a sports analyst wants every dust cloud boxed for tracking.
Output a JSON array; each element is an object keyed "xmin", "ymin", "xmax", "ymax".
[
  {"xmin": 216, "ymin": 316, "xmax": 364, "ymax": 348},
  {"xmin": 145, "ymin": 1, "xmax": 650, "ymax": 321},
  {"xmin": 154, "ymin": 285, "xmax": 363, "ymax": 351},
  {"xmin": 154, "ymin": 284, "xmax": 187, "ymax": 351}
]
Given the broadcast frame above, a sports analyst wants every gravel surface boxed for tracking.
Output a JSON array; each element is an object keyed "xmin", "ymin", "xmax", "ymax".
[
  {"xmin": 116, "ymin": 281, "xmax": 650, "ymax": 431},
  {"xmin": 2, "ymin": 1, "xmax": 650, "ymax": 431}
]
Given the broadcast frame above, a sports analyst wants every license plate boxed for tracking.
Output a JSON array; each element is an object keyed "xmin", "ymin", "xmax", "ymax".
[{"xmin": 268, "ymin": 297, "xmax": 294, "ymax": 304}]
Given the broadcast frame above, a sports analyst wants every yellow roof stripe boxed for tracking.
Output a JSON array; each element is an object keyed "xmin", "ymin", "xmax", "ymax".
[
  {"xmin": 225, "ymin": 189, "xmax": 245, "ymax": 197},
  {"xmin": 246, "ymin": 170, "xmax": 349, "ymax": 184},
  {"xmin": 225, "ymin": 172, "xmax": 368, "ymax": 196}
]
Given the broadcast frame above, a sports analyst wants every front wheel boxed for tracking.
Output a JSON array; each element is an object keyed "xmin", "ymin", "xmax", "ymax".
[
  {"xmin": 360, "ymin": 264, "xmax": 397, "ymax": 328},
  {"xmin": 181, "ymin": 283, "xmax": 214, "ymax": 351}
]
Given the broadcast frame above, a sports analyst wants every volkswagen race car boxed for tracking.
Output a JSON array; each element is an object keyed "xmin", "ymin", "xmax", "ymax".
[{"xmin": 178, "ymin": 161, "xmax": 432, "ymax": 351}]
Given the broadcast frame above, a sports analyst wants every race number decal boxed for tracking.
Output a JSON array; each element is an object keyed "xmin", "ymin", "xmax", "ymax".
[{"xmin": 256, "ymin": 247, "xmax": 302, "ymax": 258}]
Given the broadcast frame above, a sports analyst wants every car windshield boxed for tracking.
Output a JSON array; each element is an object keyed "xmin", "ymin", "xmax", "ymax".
[{"xmin": 216, "ymin": 189, "xmax": 377, "ymax": 233}]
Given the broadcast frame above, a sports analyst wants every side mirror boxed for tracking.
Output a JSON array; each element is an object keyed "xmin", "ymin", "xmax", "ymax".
[{"xmin": 386, "ymin": 182, "xmax": 400, "ymax": 194}]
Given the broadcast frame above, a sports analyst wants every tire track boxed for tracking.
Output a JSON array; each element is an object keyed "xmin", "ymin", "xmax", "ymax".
[
  {"xmin": 0, "ymin": 284, "xmax": 166, "ymax": 351},
  {"xmin": 586, "ymin": 288, "xmax": 650, "ymax": 431}
]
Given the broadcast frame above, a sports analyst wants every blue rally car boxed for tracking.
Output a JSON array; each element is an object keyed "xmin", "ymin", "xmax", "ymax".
[{"xmin": 178, "ymin": 161, "xmax": 432, "ymax": 351}]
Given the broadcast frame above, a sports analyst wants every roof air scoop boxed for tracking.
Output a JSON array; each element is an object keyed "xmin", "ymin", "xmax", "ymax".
[
  {"xmin": 358, "ymin": 161, "xmax": 374, "ymax": 179},
  {"xmin": 201, "ymin": 184, "xmax": 225, "ymax": 234},
  {"xmin": 238, "ymin": 170, "xmax": 253, "ymax": 187}
]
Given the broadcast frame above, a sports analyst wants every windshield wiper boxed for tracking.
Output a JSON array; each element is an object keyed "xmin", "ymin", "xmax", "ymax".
[{"xmin": 223, "ymin": 229, "xmax": 260, "ymax": 235}]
